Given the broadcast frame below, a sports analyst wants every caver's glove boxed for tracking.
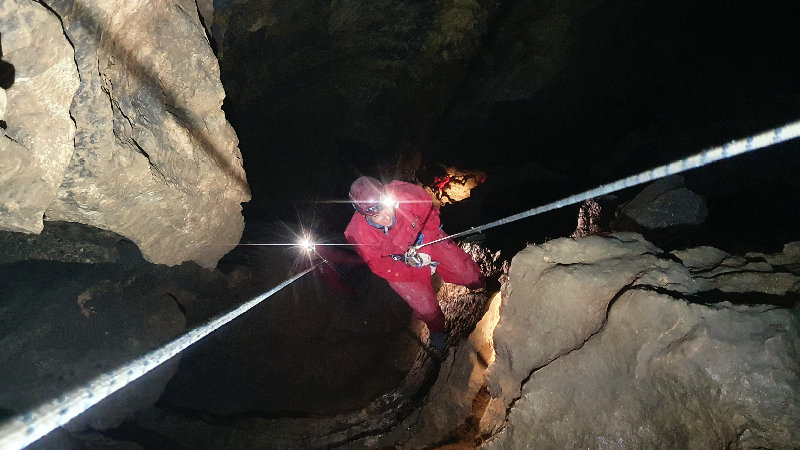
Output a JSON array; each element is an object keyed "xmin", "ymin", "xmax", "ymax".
[
  {"xmin": 404, "ymin": 248, "xmax": 432, "ymax": 268},
  {"xmin": 406, "ymin": 233, "xmax": 431, "ymax": 268},
  {"xmin": 390, "ymin": 246, "xmax": 434, "ymax": 269}
]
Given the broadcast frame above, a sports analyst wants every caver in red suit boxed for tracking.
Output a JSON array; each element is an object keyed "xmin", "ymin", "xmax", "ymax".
[{"xmin": 344, "ymin": 177, "xmax": 484, "ymax": 334}]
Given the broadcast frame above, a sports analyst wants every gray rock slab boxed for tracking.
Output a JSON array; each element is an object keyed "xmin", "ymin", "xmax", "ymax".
[
  {"xmin": 483, "ymin": 291, "xmax": 800, "ymax": 450},
  {"xmin": 486, "ymin": 233, "xmax": 697, "ymax": 403},
  {"xmin": 619, "ymin": 174, "xmax": 709, "ymax": 229}
]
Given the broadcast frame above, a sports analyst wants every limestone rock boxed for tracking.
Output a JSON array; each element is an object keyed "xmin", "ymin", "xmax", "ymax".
[
  {"xmin": 0, "ymin": 0, "xmax": 80, "ymax": 234},
  {"xmin": 483, "ymin": 234, "xmax": 800, "ymax": 449},
  {"xmin": 617, "ymin": 174, "xmax": 709, "ymax": 230},
  {"xmin": 673, "ymin": 244, "xmax": 800, "ymax": 295},
  {"xmin": 0, "ymin": 88, "xmax": 6, "ymax": 118},
  {"xmin": 35, "ymin": 0, "xmax": 249, "ymax": 269},
  {"xmin": 375, "ymin": 292, "xmax": 502, "ymax": 448},
  {"xmin": 485, "ymin": 290, "xmax": 800, "ymax": 450},
  {"xmin": 486, "ymin": 232, "xmax": 696, "ymax": 403}
]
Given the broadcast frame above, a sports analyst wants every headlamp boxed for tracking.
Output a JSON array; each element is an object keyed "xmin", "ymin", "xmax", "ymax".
[
  {"xmin": 298, "ymin": 236, "xmax": 315, "ymax": 252},
  {"xmin": 380, "ymin": 195, "xmax": 398, "ymax": 209},
  {"xmin": 360, "ymin": 195, "xmax": 397, "ymax": 216}
]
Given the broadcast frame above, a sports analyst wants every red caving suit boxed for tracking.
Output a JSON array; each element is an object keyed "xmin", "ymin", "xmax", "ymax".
[{"xmin": 344, "ymin": 181, "xmax": 484, "ymax": 333}]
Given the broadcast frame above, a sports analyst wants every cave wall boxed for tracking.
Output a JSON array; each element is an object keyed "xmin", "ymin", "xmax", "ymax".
[
  {"xmin": 207, "ymin": 0, "xmax": 800, "ymax": 254},
  {"xmin": 0, "ymin": 0, "xmax": 249, "ymax": 269},
  {"xmin": 482, "ymin": 234, "xmax": 800, "ymax": 449},
  {"xmin": 0, "ymin": 0, "xmax": 79, "ymax": 234}
]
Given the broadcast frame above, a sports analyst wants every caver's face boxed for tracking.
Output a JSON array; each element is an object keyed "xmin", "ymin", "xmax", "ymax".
[{"xmin": 371, "ymin": 204, "xmax": 394, "ymax": 227}]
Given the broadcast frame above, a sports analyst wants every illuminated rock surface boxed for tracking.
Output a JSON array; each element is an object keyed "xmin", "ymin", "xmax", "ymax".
[
  {"xmin": 483, "ymin": 234, "xmax": 800, "ymax": 449},
  {"xmin": 1, "ymin": 0, "xmax": 249, "ymax": 269},
  {"xmin": 0, "ymin": 0, "xmax": 79, "ymax": 234}
]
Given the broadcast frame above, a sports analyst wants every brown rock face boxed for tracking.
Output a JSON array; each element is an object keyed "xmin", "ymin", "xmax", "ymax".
[
  {"xmin": 0, "ymin": 0, "xmax": 79, "ymax": 234},
  {"xmin": 483, "ymin": 234, "xmax": 800, "ymax": 449},
  {"xmin": 1, "ymin": 0, "xmax": 249, "ymax": 268}
]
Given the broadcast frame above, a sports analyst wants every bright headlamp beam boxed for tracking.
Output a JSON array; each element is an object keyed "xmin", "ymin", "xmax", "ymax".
[
  {"xmin": 380, "ymin": 195, "xmax": 397, "ymax": 208},
  {"xmin": 298, "ymin": 237, "xmax": 315, "ymax": 251}
]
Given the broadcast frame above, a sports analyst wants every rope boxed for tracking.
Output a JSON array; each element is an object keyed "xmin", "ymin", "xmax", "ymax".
[
  {"xmin": 419, "ymin": 119, "xmax": 800, "ymax": 249},
  {"xmin": 0, "ymin": 264, "xmax": 320, "ymax": 450}
]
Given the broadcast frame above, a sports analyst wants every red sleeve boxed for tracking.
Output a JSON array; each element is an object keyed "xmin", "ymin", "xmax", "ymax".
[{"xmin": 420, "ymin": 204, "xmax": 444, "ymax": 244}]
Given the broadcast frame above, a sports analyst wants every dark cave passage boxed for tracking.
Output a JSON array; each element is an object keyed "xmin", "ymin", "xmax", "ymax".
[
  {"xmin": 224, "ymin": 0, "xmax": 800, "ymax": 260},
  {"xmin": 177, "ymin": 0, "xmax": 800, "ymax": 432}
]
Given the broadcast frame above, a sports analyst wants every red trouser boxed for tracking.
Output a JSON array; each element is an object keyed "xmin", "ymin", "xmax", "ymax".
[{"xmin": 388, "ymin": 238, "xmax": 484, "ymax": 333}]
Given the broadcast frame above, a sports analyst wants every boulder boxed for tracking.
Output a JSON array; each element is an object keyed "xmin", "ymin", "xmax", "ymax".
[
  {"xmin": 616, "ymin": 174, "xmax": 709, "ymax": 230},
  {"xmin": 2, "ymin": 0, "xmax": 250, "ymax": 269},
  {"xmin": 483, "ymin": 234, "xmax": 800, "ymax": 449},
  {"xmin": 0, "ymin": 0, "xmax": 79, "ymax": 234}
]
